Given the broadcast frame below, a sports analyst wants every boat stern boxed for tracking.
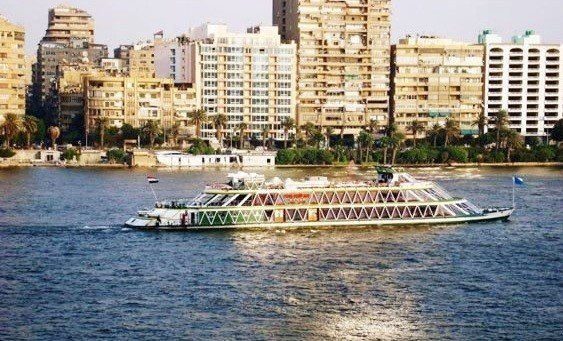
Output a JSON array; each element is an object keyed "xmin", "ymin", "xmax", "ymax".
[
  {"xmin": 482, "ymin": 207, "xmax": 514, "ymax": 222},
  {"xmin": 124, "ymin": 216, "xmax": 158, "ymax": 229}
]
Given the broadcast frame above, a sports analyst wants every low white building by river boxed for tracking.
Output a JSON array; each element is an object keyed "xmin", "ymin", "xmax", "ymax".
[{"xmin": 155, "ymin": 150, "xmax": 276, "ymax": 168}]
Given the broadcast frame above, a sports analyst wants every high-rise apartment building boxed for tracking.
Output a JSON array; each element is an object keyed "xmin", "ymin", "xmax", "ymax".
[
  {"xmin": 42, "ymin": 5, "xmax": 94, "ymax": 44},
  {"xmin": 0, "ymin": 15, "xmax": 26, "ymax": 117},
  {"xmin": 84, "ymin": 76, "xmax": 197, "ymax": 139},
  {"xmin": 390, "ymin": 36, "xmax": 484, "ymax": 137},
  {"xmin": 480, "ymin": 30, "xmax": 562, "ymax": 140},
  {"xmin": 35, "ymin": 6, "xmax": 107, "ymax": 107},
  {"xmin": 273, "ymin": 0, "xmax": 391, "ymax": 136},
  {"xmin": 173, "ymin": 24, "xmax": 297, "ymax": 144}
]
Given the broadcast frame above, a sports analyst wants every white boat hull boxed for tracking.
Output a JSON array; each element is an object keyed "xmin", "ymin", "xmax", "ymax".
[{"xmin": 125, "ymin": 208, "xmax": 514, "ymax": 231}]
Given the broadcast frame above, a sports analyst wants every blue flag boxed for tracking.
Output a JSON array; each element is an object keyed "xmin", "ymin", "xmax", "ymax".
[{"xmin": 513, "ymin": 176, "xmax": 525, "ymax": 185}]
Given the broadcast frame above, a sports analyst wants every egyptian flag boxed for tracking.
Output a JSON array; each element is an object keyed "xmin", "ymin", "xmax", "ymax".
[{"xmin": 147, "ymin": 175, "xmax": 159, "ymax": 184}]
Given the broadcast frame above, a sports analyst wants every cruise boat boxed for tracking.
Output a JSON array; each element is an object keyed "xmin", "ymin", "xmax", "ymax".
[{"xmin": 125, "ymin": 167, "xmax": 513, "ymax": 230}]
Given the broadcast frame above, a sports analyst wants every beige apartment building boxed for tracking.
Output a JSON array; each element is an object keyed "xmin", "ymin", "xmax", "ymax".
[
  {"xmin": 55, "ymin": 63, "xmax": 105, "ymax": 131},
  {"xmin": 35, "ymin": 6, "xmax": 107, "ymax": 105},
  {"xmin": 390, "ymin": 36, "xmax": 484, "ymax": 138},
  {"xmin": 0, "ymin": 15, "xmax": 26, "ymax": 117},
  {"xmin": 273, "ymin": 0, "xmax": 391, "ymax": 136},
  {"xmin": 128, "ymin": 42, "xmax": 155, "ymax": 78},
  {"xmin": 42, "ymin": 5, "xmax": 94, "ymax": 44},
  {"xmin": 84, "ymin": 76, "xmax": 197, "ymax": 138}
]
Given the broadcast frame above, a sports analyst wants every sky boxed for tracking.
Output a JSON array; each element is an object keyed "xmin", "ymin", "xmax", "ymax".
[{"xmin": 2, "ymin": 0, "xmax": 562, "ymax": 56}]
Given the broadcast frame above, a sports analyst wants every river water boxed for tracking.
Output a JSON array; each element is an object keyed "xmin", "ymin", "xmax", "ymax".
[{"xmin": 0, "ymin": 166, "xmax": 561, "ymax": 340}]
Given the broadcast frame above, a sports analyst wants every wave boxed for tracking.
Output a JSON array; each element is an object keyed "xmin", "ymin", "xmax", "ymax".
[{"xmin": 76, "ymin": 225, "xmax": 117, "ymax": 230}]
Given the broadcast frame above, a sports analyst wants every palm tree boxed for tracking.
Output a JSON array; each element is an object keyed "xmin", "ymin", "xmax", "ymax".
[
  {"xmin": 1, "ymin": 113, "xmax": 21, "ymax": 148},
  {"xmin": 339, "ymin": 113, "xmax": 346, "ymax": 140},
  {"xmin": 443, "ymin": 119, "xmax": 460, "ymax": 147},
  {"xmin": 281, "ymin": 117, "xmax": 295, "ymax": 149},
  {"xmin": 389, "ymin": 132, "xmax": 405, "ymax": 165},
  {"xmin": 367, "ymin": 119, "xmax": 379, "ymax": 134},
  {"xmin": 212, "ymin": 113, "xmax": 228, "ymax": 147},
  {"xmin": 472, "ymin": 112, "xmax": 487, "ymax": 137},
  {"xmin": 97, "ymin": 117, "xmax": 109, "ymax": 149},
  {"xmin": 142, "ymin": 120, "xmax": 160, "ymax": 149},
  {"xmin": 428, "ymin": 123, "xmax": 441, "ymax": 147},
  {"xmin": 188, "ymin": 109, "xmax": 208, "ymax": 139},
  {"xmin": 22, "ymin": 115, "xmax": 39, "ymax": 149},
  {"xmin": 309, "ymin": 130, "xmax": 323, "ymax": 149},
  {"xmin": 301, "ymin": 121, "xmax": 316, "ymax": 146},
  {"xmin": 406, "ymin": 120, "xmax": 425, "ymax": 148},
  {"xmin": 237, "ymin": 121, "xmax": 248, "ymax": 149},
  {"xmin": 358, "ymin": 130, "xmax": 375, "ymax": 163},
  {"xmin": 169, "ymin": 122, "xmax": 181, "ymax": 147},
  {"xmin": 504, "ymin": 130, "xmax": 523, "ymax": 162},
  {"xmin": 324, "ymin": 126, "xmax": 334, "ymax": 149},
  {"xmin": 491, "ymin": 109, "xmax": 509, "ymax": 150},
  {"xmin": 380, "ymin": 136, "xmax": 390, "ymax": 164},
  {"xmin": 387, "ymin": 122, "xmax": 399, "ymax": 137},
  {"xmin": 261, "ymin": 126, "xmax": 270, "ymax": 148}
]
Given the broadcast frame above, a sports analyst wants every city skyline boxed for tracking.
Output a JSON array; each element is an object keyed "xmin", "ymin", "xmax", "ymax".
[{"xmin": 1, "ymin": 0, "xmax": 562, "ymax": 55}]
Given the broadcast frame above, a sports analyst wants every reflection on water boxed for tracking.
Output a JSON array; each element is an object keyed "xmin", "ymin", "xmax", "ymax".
[{"xmin": 0, "ymin": 166, "xmax": 561, "ymax": 339}]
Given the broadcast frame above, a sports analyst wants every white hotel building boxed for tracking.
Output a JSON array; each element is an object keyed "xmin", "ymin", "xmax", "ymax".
[
  {"xmin": 156, "ymin": 24, "xmax": 297, "ymax": 144},
  {"xmin": 480, "ymin": 30, "xmax": 562, "ymax": 140}
]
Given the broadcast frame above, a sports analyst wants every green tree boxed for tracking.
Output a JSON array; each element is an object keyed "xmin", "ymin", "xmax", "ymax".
[
  {"xmin": 324, "ymin": 126, "xmax": 334, "ymax": 149},
  {"xmin": 188, "ymin": 109, "xmax": 208, "ymax": 139},
  {"xmin": 301, "ymin": 121, "xmax": 316, "ymax": 146},
  {"xmin": 390, "ymin": 134, "xmax": 405, "ymax": 165},
  {"xmin": 428, "ymin": 123, "xmax": 441, "ymax": 147},
  {"xmin": 22, "ymin": 115, "xmax": 39, "ymax": 149},
  {"xmin": 367, "ymin": 119, "xmax": 378, "ymax": 134},
  {"xmin": 551, "ymin": 118, "xmax": 563, "ymax": 142},
  {"xmin": 96, "ymin": 117, "xmax": 109, "ymax": 149},
  {"xmin": 142, "ymin": 120, "xmax": 161, "ymax": 149},
  {"xmin": 237, "ymin": 121, "xmax": 248, "ymax": 149},
  {"xmin": 106, "ymin": 148, "xmax": 126, "ymax": 163},
  {"xmin": 406, "ymin": 120, "xmax": 425, "ymax": 148},
  {"xmin": 379, "ymin": 136, "xmax": 390, "ymax": 164},
  {"xmin": 310, "ymin": 130, "xmax": 324, "ymax": 149},
  {"xmin": 357, "ymin": 130, "xmax": 374, "ymax": 163},
  {"xmin": 1, "ymin": 113, "xmax": 21, "ymax": 148},
  {"xmin": 504, "ymin": 130, "xmax": 523, "ymax": 162},
  {"xmin": 169, "ymin": 123, "xmax": 181, "ymax": 147},
  {"xmin": 261, "ymin": 126, "xmax": 270, "ymax": 148},
  {"xmin": 121, "ymin": 123, "xmax": 140, "ymax": 140},
  {"xmin": 472, "ymin": 112, "xmax": 487, "ymax": 137},
  {"xmin": 491, "ymin": 109, "xmax": 509, "ymax": 150},
  {"xmin": 212, "ymin": 113, "xmax": 228, "ymax": 147},
  {"xmin": 443, "ymin": 119, "xmax": 460, "ymax": 147},
  {"xmin": 281, "ymin": 117, "xmax": 295, "ymax": 149}
]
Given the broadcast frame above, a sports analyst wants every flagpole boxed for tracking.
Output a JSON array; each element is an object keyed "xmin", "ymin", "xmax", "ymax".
[
  {"xmin": 147, "ymin": 175, "xmax": 159, "ymax": 201},
  {"xmin": 512, "ymin": 177, "xmax": 515, "ymax": 209},
  {"xmin": 149, "ymin": 183, "xmax": 158, "ymax": 202}
]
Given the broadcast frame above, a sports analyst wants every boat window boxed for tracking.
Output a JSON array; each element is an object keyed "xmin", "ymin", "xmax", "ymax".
[
  {"xmin": 207, "ymin": 195, "xmax": 226, "ymax": 206},
  {"xmin": 197, "ymin": 194, "xmax": 215, "ymax": 206}
]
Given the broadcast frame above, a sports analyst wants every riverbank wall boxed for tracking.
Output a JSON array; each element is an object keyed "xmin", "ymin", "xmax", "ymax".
[{"xmin": 1, "ymin": 160, "xmax": 561, "ymax": 169}]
